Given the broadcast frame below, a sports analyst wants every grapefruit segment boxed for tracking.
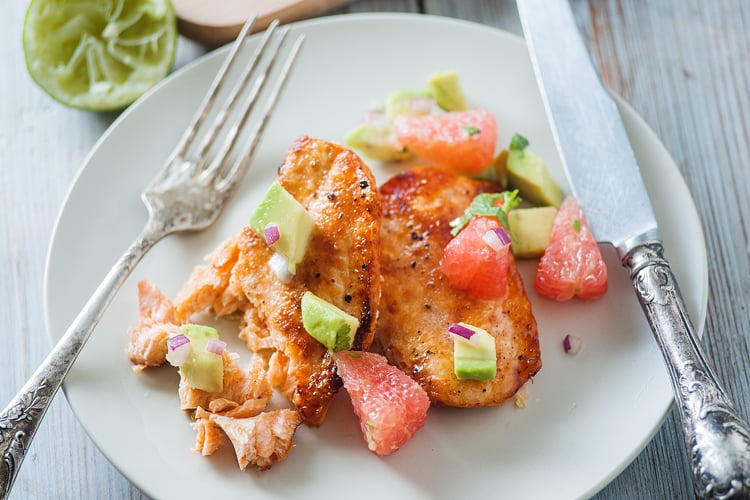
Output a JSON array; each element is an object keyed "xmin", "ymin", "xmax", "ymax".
[
  {"xmin": 534, "ymin": 196, "xmax": 608, "ymax": 300},
  {"xmin": 333, "ymin": 351, "xmax": 430, "ymax": 456},
  {"xmin": 392, "ymin": 109, "xmax": 497, "ymax": 173},
  {"xmin": 440, "ymin": 216, "xmax": 511, "ymax": 300}
]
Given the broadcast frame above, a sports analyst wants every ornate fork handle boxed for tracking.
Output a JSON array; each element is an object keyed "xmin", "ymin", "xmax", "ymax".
[
  {"xmin": 625, "ymin": 241, "xmax": 750, "ymax": 499},
  {"xmin": 0, "ymin": 221, "xmax": 165, "ymax": 499}
]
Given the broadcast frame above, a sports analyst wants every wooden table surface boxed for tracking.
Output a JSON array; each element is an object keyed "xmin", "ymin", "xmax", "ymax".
[{"xmin": 2, "ymin": 1, "xmax": 749, "ymax": 498}]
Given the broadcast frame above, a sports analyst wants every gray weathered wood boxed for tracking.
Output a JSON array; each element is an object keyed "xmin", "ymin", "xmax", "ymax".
[{"xmin": 2, "ymin": 0, "xmax": 748, "ymax": 498}]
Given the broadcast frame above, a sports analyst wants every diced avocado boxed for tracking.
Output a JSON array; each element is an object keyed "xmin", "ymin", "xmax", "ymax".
[
  {"xmin": 426, "ymin": 70, "xmax": 469, "ymax": 111},
  {"xmin": 344, "ymin": 122, "xmax": 414, "ymax": 162},
  {"xmin": 452, "ymin": 324, "xmax": 497, "ymax": 381},
  {"xmin": 301, "ymin": 291, "xmax": 360, "ymax": 352},
  {"xmin": 508, "ymin": 206, "xmax": 558, "ymax": 259},
  {"xmin": 249, "ymin": 181, "xmax": 314, "ymax": 275},
  {"xmin": 506, "ymin": 134, "xmax": 564, "ymax": 207},
  {"xmin": 384, "ymin": 89, "xmax": 433, "ymax": 118},
  {"xmin": 174, "ymin": 324, "xmax": 224, "ymax": 393},
  {"xmin": 491, "ymin": 149, "xmax": 509, "ymax": 188}
]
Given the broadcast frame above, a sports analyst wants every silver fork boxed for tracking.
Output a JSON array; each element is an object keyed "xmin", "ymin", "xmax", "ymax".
[{"xmin": 0, "ymin": 17, "xmax": 304, "ymax": 499}]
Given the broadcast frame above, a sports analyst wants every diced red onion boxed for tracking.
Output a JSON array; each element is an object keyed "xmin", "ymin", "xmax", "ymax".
[
  {"xmin": 563, "ymin": 334, "xmax": 583, "ymax": 355},
  {"xmin": 482, "ymin": 227, "xmax": 511, "ymax": 251},
  {"xmin": 409, "ymin": 96, "xmax": 435, "ymax": 115},
  {"xmin": 166, "ymin": 334, "xmax": 191, "ymax": 366},
  {"xmin": 268, "ymin": 252, "xmax": 293, "ymax": 282},
  {"xmin": 264, "ymin": 223, "xmax": 280, "ymax": 246},
  {"xmin": 362, "ymin": 100, "xmax": 384, "ymax": 123},
  {"xmin": 448, "ymin": 323, "xmax": 480, "ymax": 345},
  {"xmin": 205, "ymin": 339, "xmax": 227, "ymax": 356}
]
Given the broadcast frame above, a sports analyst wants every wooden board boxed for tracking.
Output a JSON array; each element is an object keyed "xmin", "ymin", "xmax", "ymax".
[{"xmin": 173, "ymin": 0, "xmax": 355, "ymax": 46}]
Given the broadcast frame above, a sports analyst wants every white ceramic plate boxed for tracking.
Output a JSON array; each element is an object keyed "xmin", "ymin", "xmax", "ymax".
[{"xmin": 45, "ymin": 13, "xmax": 707, "ymax": 500}]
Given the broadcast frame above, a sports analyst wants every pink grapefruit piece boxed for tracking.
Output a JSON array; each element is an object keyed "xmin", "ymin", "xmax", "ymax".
[
  {"xmin": 333, "ymin": 351, "xmax": 430, "ymax": 456},
  {"xmin": 392, "ymin": 109, "xmax": 497, "ymax": 173},
  {"xmin": 534, "ymin": 196, "xmax": 608, "ymax": 300}
]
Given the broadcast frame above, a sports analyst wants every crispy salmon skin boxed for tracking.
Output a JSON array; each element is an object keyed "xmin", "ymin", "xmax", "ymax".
[{"xmin": 375, "ymin": 166, "xmax": 541, "ymax": 407}]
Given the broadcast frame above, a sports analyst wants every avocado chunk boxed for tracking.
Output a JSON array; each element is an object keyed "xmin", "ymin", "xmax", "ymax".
[
  {"xmin": 426, "ymin": 70, "xmax": 469, "ymax": 111},
  {"xmin": 508, "ymin": 206, "xmax": 558, "ymax": 259},
  {"xmin": 506, "ymin": 134, "xmax": 564, "ymax": 207},
  {"xmin": 344, "ymin": 122, "xmax": 414, "ymax": 162},
  {"xmin": 174, "ymin": 324, "xmax": 224, "ymax": 393},
  {"xmin": 249, "ymin": 181, "xmax": 314, "ymax": 275},
  {"xmin": 384, "ymin": 89, "xmax": 434, "ymax": 118},
  {"xmin": 452, "ymin": 324, "xmax": 497, "ymax": 381},
  {"xmin": 301, "ymin": 291, "xmax": 360, "ymax": 352}
]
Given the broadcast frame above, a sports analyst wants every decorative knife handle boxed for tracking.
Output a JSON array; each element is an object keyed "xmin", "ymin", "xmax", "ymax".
[{"xmin": 624, "ymin": 240, "xmax": 750, "ymax": 498}]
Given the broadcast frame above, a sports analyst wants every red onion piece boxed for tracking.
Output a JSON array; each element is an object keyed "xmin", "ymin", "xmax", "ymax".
[
  {"xmin": 408, "ymin": 96, "xmax": 435, "ymax": 115},
  {"xmin": 205, "ymin": 339, "xmax": 227, "ymax": 356},
  {"xmin": 166, "ymin": 334, "xmax": 191, "ymax": 366},
  {"xmin": 482, "ymin": 227, "xmax": 511, "ymax": 251},
  {"xmin": 264, "ymin": 223, "xmax": 280, "ymax": 246},
  {"xmin": 563, "ymin": 334, "xmax": 583, "ymax": 355},
  {"xmin": 448, "ymin": 323, "xmax": 479, "ymax": 345},
  {"xmin": 362, "ymin": 100, "xmax": 385, "ymax": 123},
  {"xmin": 168, "ymin": 333, "xmax": 189, "ymax": 351},
  {"xmin": 268, "ymin": 252, "xmax": 293, "ymax": 282}
]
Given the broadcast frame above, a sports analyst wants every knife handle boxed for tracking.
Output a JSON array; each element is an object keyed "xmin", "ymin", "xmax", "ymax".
[{"xmin": 624, "ymin": 240, "xmax": 750, "ymax": 498}]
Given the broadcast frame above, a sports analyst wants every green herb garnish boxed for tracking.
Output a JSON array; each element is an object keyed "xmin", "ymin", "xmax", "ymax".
[
  {"xmin": 449, "ymin": 190, "xmax": 522, "ymax": 236},
  {"xmin": 509, "ymin": 133, "xmax": 529, "ymax": 157},
  {"xmin": 464, "ymin": 124, "xmax": 480, "ymax": 136},
  {"xmin": 572, "ymin": 219, "xmax": 582, "ymax": 232}
]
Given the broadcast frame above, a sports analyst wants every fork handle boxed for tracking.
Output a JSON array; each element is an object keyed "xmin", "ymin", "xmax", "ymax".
[
  {"xmin": 0, "ymin": 221, "xmax": 165, "ymax": 499},
  {"xmin": 624, "ymin": 240, "xmax": 750, "ymax": 499}
]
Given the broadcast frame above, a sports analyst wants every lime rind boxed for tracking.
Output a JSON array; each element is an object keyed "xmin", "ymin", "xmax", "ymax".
[{"xmin": 23, "ymin": 0, "xmax": 177, "ymax": 111}]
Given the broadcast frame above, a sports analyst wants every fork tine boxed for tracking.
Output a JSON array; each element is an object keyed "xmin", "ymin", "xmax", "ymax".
[
  {"xmin": 199, "ymin": 27, "xmax": 291, "ymax": 183},
  {"xmin": 154, "ymin": 16, "xmax": 257, "ymax": 184},
  {"xmin": 216, "ymin": 33, "xmax": 306, "ymax": 193},
  {"xmin": 191, "ymin": 19, "xmax": 282, "ymax": 168}
]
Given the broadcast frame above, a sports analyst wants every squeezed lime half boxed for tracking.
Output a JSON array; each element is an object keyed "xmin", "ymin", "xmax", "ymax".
[{"xmin": 23, "ymin": 0, "xmax": 178, "ymax": 111}]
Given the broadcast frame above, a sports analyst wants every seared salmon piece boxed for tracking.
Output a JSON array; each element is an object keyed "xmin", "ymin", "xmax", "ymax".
[
  {"xmin": 192, "ymin": 407, "xmax": 224, "ymax": 456},
  {"xmin": 234, "ymin": 136, "xmax": 381, "ymax": 426},
  {"xmin": 179, "ymin": 353, "xmax": 271, "ymax": 418},
  {"xmin": 210, "ymin": 409, "xmax": 303, "ymax": 471},
  {"xmin": 127, "ymin": 280, "xmax": 179, "ymax": 370},
  {"xmin": 173, "ymin": 233, "xmax": 248, "ymax": 322},
  {"xmin": 375, "ymin": 166, "xmax": 542, "ymax": 407}
]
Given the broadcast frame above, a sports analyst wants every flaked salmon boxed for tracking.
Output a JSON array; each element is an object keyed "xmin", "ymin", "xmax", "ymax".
[
  {"xmin": 173, "ymin": 233, "xmax": 248, "ymax": 322},
  {"xmin": 210, "ymin": 409, "xmax": 303, "ymax": 471},
  {"xmin": 179, "ymin": 352, "xmax": 272, "ymax": 418},
  {"xmin": 375, "ymin": 166, "xmax": 542, "ymax": 407},
  {"xmin": 192, "ymin": 407, "xmax": 224, "ymax": 456},
  {"xmin": 127, "ymin": 280, "xmax": 179, "ymax": 370}
]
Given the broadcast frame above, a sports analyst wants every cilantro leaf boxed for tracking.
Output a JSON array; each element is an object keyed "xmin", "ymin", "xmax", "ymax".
[
  {"xmin": 509, "ymin": 133, "xmax": 529, "ymax": 157},
  {"xmin": 464, "ymin": 124, "xmax": 480, "ymax": 136},
  {"xmin": 449, "ymin": 190, "xmax": 522, "ymax": 236}
]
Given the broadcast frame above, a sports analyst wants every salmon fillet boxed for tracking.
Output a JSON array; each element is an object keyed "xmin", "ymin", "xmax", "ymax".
[
  {"xmin": 375, "ymin": 166, "xmax": 541, "ymax": 407},
  {"xmin": 234, "ymin": 136, "xmax": 381, "ymax": 426}
]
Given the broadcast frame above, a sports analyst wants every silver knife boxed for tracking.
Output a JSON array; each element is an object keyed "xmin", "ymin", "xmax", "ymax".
[{"xmin": 516, "ymin": 0, "xmax": 750, "ymax": 497}]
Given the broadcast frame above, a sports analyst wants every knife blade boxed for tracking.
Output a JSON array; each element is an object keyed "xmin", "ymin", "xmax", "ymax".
[{"xmin": 516, "ymin": 0, "xmax": 750, "ymax": 498}]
